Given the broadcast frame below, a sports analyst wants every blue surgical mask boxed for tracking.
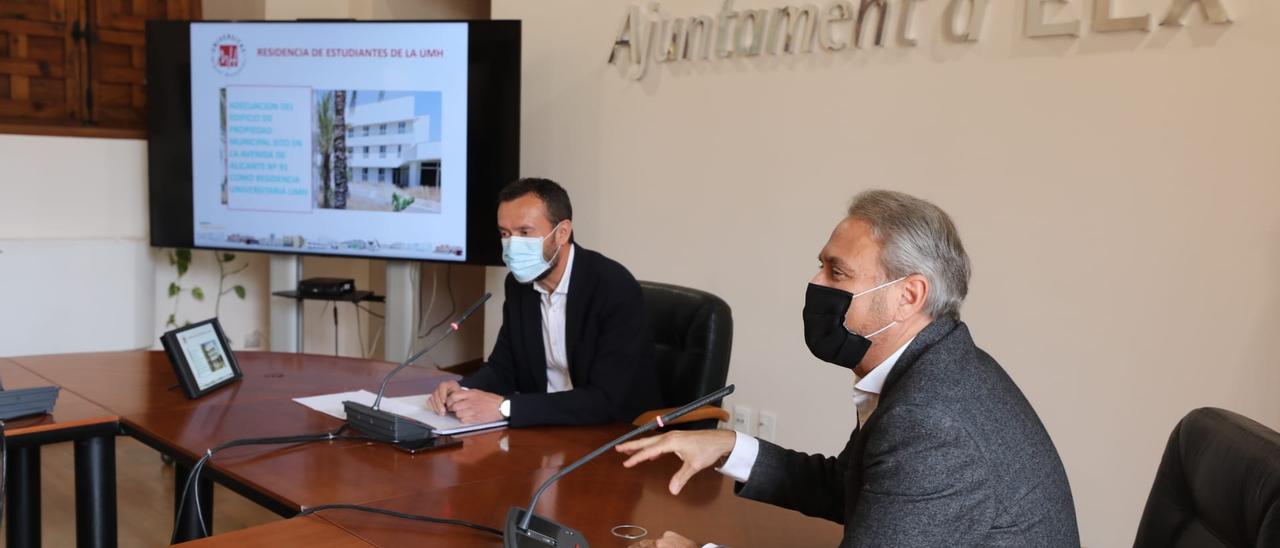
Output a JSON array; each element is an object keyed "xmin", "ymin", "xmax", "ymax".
[{"xmin": 501, "ymin": 223, "xmax": 565, "ymax": 284}]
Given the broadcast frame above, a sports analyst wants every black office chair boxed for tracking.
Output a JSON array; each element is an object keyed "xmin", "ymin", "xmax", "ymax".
[
  {"xmin": 1133, "ymin": 407, "xmax": 1280, "ymax": 548},
  {"xmin": 631, "ymin": 281, "xmax": 733, "ymax": 430}
]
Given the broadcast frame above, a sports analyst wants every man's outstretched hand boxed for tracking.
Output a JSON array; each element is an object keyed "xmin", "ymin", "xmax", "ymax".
[{"xmin": 616, "ymin": 429, "xmax": 737, "ymax": 495}]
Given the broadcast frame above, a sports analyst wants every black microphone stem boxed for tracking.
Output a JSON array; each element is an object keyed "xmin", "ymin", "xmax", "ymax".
[
  {"xmin": 372, "ymin": 292, "xmax": 491, "ymax": 409},
  {"xmin": 517, "ymin": 384, "xmax": 735, "ymax": 532}
]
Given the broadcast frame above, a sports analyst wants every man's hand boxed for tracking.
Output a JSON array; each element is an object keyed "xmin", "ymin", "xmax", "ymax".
[
  {"xmin": 428, "ymin": 380, "xmax": 460, "ymax": 416},
  {"xmin": 628, "ymin": 531, "xmax": 699, "ymax": 548},
  {"xmin": 448, "ymin": 388, "xmax": 504, "ymax": 424},
  {"xmin": 616, "ymin": 429, "xmax": 737, "ymax": 495}
]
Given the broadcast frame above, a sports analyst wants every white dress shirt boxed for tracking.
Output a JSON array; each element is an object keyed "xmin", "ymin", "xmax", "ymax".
[
  {"xmin": 533, "ymin": 244, "xmax": 575, "ymax": 393},
  {"xmin": 851, "ymin": 336, "xmax": 912, "ymax": 428},
  {"xmin": 717, "ymin": 337, "xmax": 916, "ymax": 483}
]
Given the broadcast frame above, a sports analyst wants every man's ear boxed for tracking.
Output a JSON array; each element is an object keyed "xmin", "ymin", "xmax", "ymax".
[
  {"xmin": 895, "ymin": 274, "xmax": 929, "ymax": 320},
  {"xmin": 559, "ymin": 220, "xmax": 574, "ymax": 246}
]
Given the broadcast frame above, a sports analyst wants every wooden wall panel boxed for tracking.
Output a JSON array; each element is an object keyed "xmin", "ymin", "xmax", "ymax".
[
  {"xmin": 0, "ymin": 0, "xmax": 198, "ymax": 136},
  {"xmin": 0, "ymin": 0, "xmax": 83, "ymax": 124},
  {"xmin": 88, "ymin": 0, "xmax": 198, "ymax": 129}
]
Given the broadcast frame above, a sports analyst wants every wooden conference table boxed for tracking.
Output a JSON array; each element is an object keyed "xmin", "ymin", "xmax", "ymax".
[
  {"xmin": 0, "ymin": 358, "xmax": 119, "ymax": 548},
  {"xmin": 4, "ymin": 351, "xmax": 842, "ymax": 546}
]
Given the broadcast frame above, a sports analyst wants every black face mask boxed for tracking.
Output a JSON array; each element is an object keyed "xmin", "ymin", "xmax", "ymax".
[{"xmin": 802, "ymin": 283, "xmax": 873, "ymax": 370}]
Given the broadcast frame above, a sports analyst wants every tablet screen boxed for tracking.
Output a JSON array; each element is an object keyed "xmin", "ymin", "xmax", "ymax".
[{"xmin": 175, "ymin": 323, "xmax": 236, "ymax": 391}]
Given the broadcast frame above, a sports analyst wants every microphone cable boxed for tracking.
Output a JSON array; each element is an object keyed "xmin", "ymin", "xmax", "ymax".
[
  {"xmin": 170, "ymin": 424, "xmax": 366, "ymax": 543},
  {"xmin": 168, "ymin": 424, "xmax": 504, "ymax": 543},
  {"xmin": 170, "ymin": 293, "xmax": 495, "ymax": 542},
  {"xmin": 1, "ymin": 419, "xmax": 6, "ymax": 531},
  {"xmin": 299, "ymin": 503, "xmax": 503, "ymax": 538}
]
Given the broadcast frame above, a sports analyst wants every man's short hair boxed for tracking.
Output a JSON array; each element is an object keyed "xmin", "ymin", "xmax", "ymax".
[
  {"xmin": 847, "ymin": 190, "xmax": 971, "ymax": 320},
  {"xmin": 498, "ymin": 177, "xmax": 574, "ymax": 226}
]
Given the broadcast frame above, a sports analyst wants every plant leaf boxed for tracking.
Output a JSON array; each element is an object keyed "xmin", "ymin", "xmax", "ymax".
[
  {"xmin": 234, "ymin": 285, "xmax": 246, "ymax": 299},
  {"xmin": 191, "ymin": 287, "xmax": 205, "ymax": 301},
  {"xmin": 175, "ymin": 248, "xmax": 192, "ymax": 276},
  {"xmin": 166, "ymin": 314, "xmax": 176, "ymax": 328},
  {"xmin": 168, "ymin": 282, "xmax": 180, "ymax": 297},
  {"xmin": 222, "ymin": 253, "xmax": 236, "ymax": 262},
  {"xmin": 391, "ymin": 192, "xmax": 415, "ymax": 212}
]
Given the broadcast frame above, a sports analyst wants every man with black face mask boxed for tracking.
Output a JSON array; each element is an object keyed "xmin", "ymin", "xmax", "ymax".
[{"xmin": 617, "ymin": 190, "xmax": 1079, "ymax": 548}]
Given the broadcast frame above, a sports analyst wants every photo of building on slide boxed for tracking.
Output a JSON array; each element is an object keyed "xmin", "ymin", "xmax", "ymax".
[
  {"xmin": 313, "ymin": 90, "xmax": 444, "ymax": 213},
  {"xmin": 201, "ymin": 341, "xmax": 227, "ymax": 373}
]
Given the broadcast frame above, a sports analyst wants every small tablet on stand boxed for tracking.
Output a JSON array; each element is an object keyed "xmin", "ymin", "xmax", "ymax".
[{"xmin": 160, "ymin": 318, "xmax": 243, "ymax": 399}]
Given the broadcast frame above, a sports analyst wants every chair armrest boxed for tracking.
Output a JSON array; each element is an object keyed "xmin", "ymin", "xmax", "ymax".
[{"xmin": 632, "ymin": 405, "xmax": 730, "ymax": 427}]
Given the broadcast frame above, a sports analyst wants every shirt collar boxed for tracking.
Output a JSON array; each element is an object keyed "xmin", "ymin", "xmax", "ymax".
[
  {"xmin": 854, "ymin": 336, "xmax": 916, "ymax": 396},
  {"xmin": 534, "ymin": 244, "xmax": 575, "ymax": 296}
]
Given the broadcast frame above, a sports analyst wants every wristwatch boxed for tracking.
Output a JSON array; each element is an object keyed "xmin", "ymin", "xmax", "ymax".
[{"xmin": 499, "ymin": 399, "xmax": 511, "ymax": 419}]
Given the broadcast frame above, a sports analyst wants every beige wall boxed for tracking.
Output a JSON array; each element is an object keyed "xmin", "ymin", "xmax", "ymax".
[
  {"xmin": 0, "ymin": 133, "xmax": 269, "ymax": 355},
  {"xmin": 0, "ymin": 135, "xmax": 148, "ymax": 240},
  {"xmin": 491, "ymin": 0, "xmax": 1280, "ymax": 545},
  {"xmin": 205, "ymin": 0, "xmax": 488, "ymax": 20},
  {"xmin": 0, "ymin": 135, "xmax": 157, "ymax": 355},
  {"xmin": 203, "ymin": 0, "xmax": 266, "ymax": 19},
  {"xmin": 357, "ymin": 0, "xmax": 489, "ymax": 20}
]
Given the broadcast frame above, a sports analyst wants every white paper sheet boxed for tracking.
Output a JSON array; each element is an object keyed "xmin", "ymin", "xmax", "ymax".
[{"xmin": 292, "ymin": 389, "xmax": 507, "ymax": 435}]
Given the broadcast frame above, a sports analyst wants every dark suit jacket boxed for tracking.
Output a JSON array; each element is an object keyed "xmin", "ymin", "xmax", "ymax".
[
  {"xmin": 737, "ymin": 317, "xmax": 1080, "ymax": 547},
  {"xmin": 460, "ymin": 246, "xmax": 661, "ymax": 428}
]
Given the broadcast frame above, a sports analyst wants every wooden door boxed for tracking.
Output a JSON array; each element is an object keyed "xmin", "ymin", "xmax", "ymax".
[
  {"xmin": 0, "ymin": 0, "xmax": 86, "ymax": 124},
  {"xmin": 88, "ymin": 0, "xmax": 200, "ymax": 129}
]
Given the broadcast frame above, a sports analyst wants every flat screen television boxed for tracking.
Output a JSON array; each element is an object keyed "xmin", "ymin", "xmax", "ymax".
[{"xmin": 146, "ymin": 20, "xmax": 520, "ymax": 265}]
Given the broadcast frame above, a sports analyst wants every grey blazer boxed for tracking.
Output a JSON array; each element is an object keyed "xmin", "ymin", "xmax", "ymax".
[{"xmin": 737, "ymin": 317, "xmax": 1080, "ymax": 547}]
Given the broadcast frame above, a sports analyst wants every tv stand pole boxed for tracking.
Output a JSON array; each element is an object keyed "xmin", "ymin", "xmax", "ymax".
[
  {"xmin": 384, "ymin": 261, "xmax": 418, "ymax": 362},
  {"xmin": 269, "ymin": 255, "xmax": 416, "ymax": 360},
  {"xmin": 269, "ymin": 254, "xmax": 303, "ymax": 352}
]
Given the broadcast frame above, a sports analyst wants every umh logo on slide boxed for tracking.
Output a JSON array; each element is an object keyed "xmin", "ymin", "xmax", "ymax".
[
  {"xmin": 211, "ymin": 34, "xmax": 245, "ymax": 76},
  {"xmin": 219, "ymin": 44, "xmax": 238, "ymax": 66}
]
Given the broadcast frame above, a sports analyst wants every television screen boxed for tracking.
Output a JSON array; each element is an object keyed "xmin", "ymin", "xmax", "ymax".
[{"xmin": 147, "ymin": 21, "xmax": 520, "ymax": 265}]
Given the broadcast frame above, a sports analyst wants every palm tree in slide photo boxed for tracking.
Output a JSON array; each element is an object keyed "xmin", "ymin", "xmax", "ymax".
[
  {"xmin": 219, "ymin": 88, "xmax": 229, "ymax": 204},
  {"xmin": 315, "ymin": 91, "xmax": 335, "ymax": 208},
  {"xmin": 333, "ymin": 89, "xmax": 349, "ymax": 209}
]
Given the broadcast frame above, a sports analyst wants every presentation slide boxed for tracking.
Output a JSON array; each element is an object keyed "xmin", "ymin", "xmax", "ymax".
[
  {"xmin": 176, "ymin": 324, "xmax": 235, "ymax": 390},
  {"xmin": 189, "ymin": 23, "xmax": 469, "ymax": 261}
]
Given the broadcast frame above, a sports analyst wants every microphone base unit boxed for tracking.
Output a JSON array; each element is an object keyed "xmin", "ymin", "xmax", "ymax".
[
  {"xmin": 503, "ymin": 507, "xmax": 588, "ymax": 548},
  {"xmin": 0, "ymin": 386, "xmax": 60, "ymax": 420},
  {"xmin": 342, "ymin": 401, "xmax": 435, "ymax": 443}
]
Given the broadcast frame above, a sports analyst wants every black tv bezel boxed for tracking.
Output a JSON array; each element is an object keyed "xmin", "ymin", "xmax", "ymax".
[{"xmin": 146, "ymin": 19, "xmax": 520, "ymax": 266}]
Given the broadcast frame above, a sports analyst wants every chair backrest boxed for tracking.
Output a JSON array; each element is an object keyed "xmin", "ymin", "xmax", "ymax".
[
  {"xmin": 639, "ymin": 281, "xmax": 733, "ymax": 409},
  {"xmin": 1134, "ymin": 407, "xmax": 1280, "ymax": 548}
]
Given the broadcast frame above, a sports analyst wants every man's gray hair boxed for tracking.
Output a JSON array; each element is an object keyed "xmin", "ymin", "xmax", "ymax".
[{"xmin": 847, "ymin": 190, "xmax": 971, "ymax": 320}]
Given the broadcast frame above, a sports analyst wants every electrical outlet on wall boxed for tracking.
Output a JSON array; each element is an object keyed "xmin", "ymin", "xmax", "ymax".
[
  {"xmin": 758, "ymin": 411, "xmax": 778, "ymax": 442},
  {"xmin": 244, "ymin": 330, "xmax": 264, "ymax": 349},
  {"xmin": 732, "ymin": 405, "xmax": 755, "ymax": 435}
]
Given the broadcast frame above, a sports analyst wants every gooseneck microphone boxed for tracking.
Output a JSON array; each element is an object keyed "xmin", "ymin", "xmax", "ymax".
[
  {"xmin": 371, "ymin": 293, "xmax": 490, "ymax": 409},
  {"xmin": 503, "ymin": 384, "xmax": 736, "ymax": 548},
  {"xmin": 343, "ymin": 292, "xmax": 491, "ymax": 443}
]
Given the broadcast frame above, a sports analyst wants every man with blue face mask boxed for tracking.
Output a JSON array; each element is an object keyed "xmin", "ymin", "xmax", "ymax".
[
  {"xmin": 428, "ymin": 178, "xmax": 661, "ymax": 427},
  {"xmin": 616, "ymin": 190, "xmax": 1078, "ymax": 548}
]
